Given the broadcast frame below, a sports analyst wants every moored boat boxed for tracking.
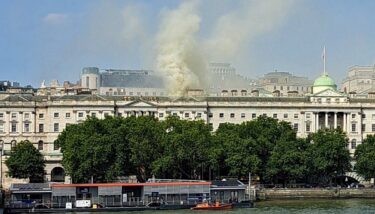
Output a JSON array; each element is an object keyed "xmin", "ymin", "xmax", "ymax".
[{"xmin": 191, "ymin": 202, "xmax": 233, "ymax": 210}]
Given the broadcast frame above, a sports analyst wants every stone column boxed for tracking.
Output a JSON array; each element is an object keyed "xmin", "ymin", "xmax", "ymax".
[
  {"xmin": 334, "ymin": 112, "xmax": 337, "ymax": 129},
  {"xmin": 325, "ymin": 112, "xmax": 329, "ymax": 128},
  {"xmin": 347, "ymin": 113, "xmax": 351, "ymax": 133},
  {"xmin": 343, "ymin": 113, "xmax": 347, "ymax": 132},
  {"xmin": 315, "ymin": 113, "xmax": 319, "ymax": 131}
]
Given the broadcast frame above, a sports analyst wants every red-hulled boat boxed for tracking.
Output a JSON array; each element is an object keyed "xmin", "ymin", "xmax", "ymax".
[{"xmin": 191, "ymin": 202, "xmax": 233, "ymax": 210}]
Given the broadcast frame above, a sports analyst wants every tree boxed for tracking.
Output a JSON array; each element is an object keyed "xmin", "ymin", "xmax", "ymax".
[
  {"xmin": 266, "ymin": 138, "xmax": 310, "ymax": 186},
  {"xmin": 5, "ymin": 141, "xmax": 45, "ymax": 182},
  {"xmin": 307, "ymin": 128, "xmax": 351, "ymax": 185},
  {"xmin": 237, "ymin": 116, "xmax": 297, "ymax": 182},
  {"xmin": 213, "ymin": 123, "xmax": 260, "ymax": 179},
  {"xmin": 126, "ymin": 116, "xmax": 165, "ymax": 182},
  {"xmin": 152, "ymin": 116, "xmax": 213, "ymax": 180},
  {"xmin": 354, "ymin": 135, "xmax": 375, "ymax": 184},
  {"xmin": 56, "ymin": 116, "xmax": 133, "ymax": 183}
]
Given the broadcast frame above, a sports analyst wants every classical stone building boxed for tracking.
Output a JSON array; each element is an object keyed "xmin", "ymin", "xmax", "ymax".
[
  {"xmin": 342, "ymin": 65, "xmax": 375, "ymax": 95},
  {"xmin": 0, "ymin": 72, "xmax": 371, "ymax": 188},
  {"xmin": 256, "ymin": 71, "xmax": 313, "ymax": 96}
]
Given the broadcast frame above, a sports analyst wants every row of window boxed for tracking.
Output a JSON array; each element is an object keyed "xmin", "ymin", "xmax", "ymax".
[
  {"xmin": 2, "ymin": 111, "xmax": 374, "ymax": 121},
  {"xmin": 105, "ymin": 91, "xmax": 165, "ymax": 96},
  {"xmin": 45, "ymin": 112, "xmax": 109, "ymax": 119},
  {"xmin": 0, "ymin": 123, "xmax": 69, "ymax": 133},
  {"xmin": 158, "ymin": 112, "xmax": 203, "ymax": 118},
  {"xmin": 0, "ymin": 112, "xmax": 31, "ymax": 120},
  {"xmin": 273, "ymin": 86, "xmax": 307, "ymax": 91},
  {"xmin": 0, "ymin": 140, "xmax": 60, "ymax": 151},
  {"xmin": 215, "ymin": 113, "xmax": 301, "ymax": 119},
  {"xmin": 0, "ymin": 112, "xmax": 111, "ymax": 120}
]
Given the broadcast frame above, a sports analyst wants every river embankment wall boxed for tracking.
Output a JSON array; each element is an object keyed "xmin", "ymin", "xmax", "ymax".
[{"xmin": 257, "ymin": 188, "xmax": 375, "ymax": 200}]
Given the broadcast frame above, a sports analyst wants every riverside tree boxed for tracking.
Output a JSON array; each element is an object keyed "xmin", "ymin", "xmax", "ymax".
[
  {"xmin": 237, "ymin": 116, "xmax": 298, "ymax": 182},
  {"xmin": 152, "ymin": 116, "xmax": 214, "ymax": 180},
  {"xmin": 126, "ymin": 116, "xmax": 165, "ymax": 182},
  {"xmin": 212, "ymin": 116, "xmax": 298, "ymax": 182},
  {"xmin": 307, "ymin": 129, "xmax": 351, "ymax": 185},
  {"xmin": 266, "ymin": 138, "xmax": 310, "ymax": 186},
  {"xmin": 354, "ymin": 135, "xmax": 375, "ymax": 185},
  {"xmin": 56, "ymin": 116, "xmax": 133, "ymax": 183},
  {"xmin": 5, "ymin": 141, "xmax": 45, "ymax": 182},
  {"xmin": 213, "ymin": 123, "xmax": 260, "ymax": 178}
]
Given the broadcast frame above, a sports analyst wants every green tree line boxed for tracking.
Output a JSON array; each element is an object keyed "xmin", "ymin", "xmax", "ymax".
[
  {"xmin": 54, "ymin": 115, "xmax": 355, "ymax": 185},
  {"xmin": 7, "ymin": 115, "xmax": 375, "ymax": 185}
]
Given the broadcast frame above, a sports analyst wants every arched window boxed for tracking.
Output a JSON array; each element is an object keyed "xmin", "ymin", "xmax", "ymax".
[
  {"xmin": 351, "ymin": 139, "xmax": 357, "ymax": 149},
  {"xmin": 38, "ymin": 140, "xmax": 43, "ymax": 151},
  {"xmin": 51, "ymin": 167, "xmax": 65, "ymax": 182},
  {"xmin": 11, "ymin": 140, "xmax": 16, "ymax": 149}
]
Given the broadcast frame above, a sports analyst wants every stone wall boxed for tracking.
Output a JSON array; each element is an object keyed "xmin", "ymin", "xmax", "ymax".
[{"xmin": 257, "ymin": 188, "xmax": 375, "ymax": 200}]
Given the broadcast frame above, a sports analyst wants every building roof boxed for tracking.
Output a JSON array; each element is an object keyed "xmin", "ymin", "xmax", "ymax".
[
  {"xmin": 10, "ymin": 183, "xmax": 51, "ymax": 193},
  {"xmin": 51, "ymin": 181, "xmax": 211, "ymax": 188},
  {"xmin": 210, "ymin": 180, "xmax": 246, "ymax": 190}
]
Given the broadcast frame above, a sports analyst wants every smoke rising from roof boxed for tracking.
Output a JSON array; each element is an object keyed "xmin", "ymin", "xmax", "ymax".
[
  {"xmin": 156, "ymin": 1, "xmax": 207, "ymax": 96},
  {"xmin": 35, "ymin": 0, "xmax": 297, "ymax": 94},
  {"xmin": 205, "ymin": 0, "xmax": 297, "ymax": 61},
  {"xmin": 154, "ymin": 0, "xmax": 296, "ymax": 96}
]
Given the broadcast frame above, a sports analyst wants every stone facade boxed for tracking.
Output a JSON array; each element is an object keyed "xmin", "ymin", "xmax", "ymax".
[
  {"xmin": 0, "ymin": 85, "xmax": 374, "ymax": 188},
  {"xmin": 257, "ymin": 71, "xmax": 313, "ymax": 96},
  {"xmin": 342, "ymin": 65, "xmax": 375, "ymax": 95}
]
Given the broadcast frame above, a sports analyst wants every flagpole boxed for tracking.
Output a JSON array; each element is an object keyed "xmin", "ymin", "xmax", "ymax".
[{"xmin": 323, "ymin": 46, "xmax": 326, "ymax": 75}]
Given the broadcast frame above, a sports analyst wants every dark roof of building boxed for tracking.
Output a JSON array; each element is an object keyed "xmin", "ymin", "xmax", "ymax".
[
  {"xmin": 211, "ymin": 180, "xmax": 244, "ymax": 187},
  {"xmin": 100, "ymin": 72, "xmax": 164, "ymax": 88},
  {"xmin": 10, "ymin": 183, "xmax": 51, "ymax": 192}
]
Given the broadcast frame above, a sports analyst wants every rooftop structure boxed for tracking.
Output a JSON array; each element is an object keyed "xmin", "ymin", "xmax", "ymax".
[
  {"xmin": 208, "ymin": 63, "xmax": 254, "ymax": 94},
  {"xmin": 342, "ymin": 65, "xmax": 375, "ymax": 94},
  {"xmin": 257, "ymin": 71, "xmax": 313, "ymax": 96},
  {"xmin": 80, "ymin": 67, "xmax": 166, "ymax": 96}
]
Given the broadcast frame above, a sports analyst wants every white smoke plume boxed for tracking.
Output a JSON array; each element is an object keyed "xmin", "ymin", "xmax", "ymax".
[
  {"xmin": 205, "ymin": 0, "xmax": 297, "ymax": 61},
  {"xmin": 156, "ymin": 1, "xmax": 207, "ymax": 97},
  {"xmin": 207, "ymin": 0, "xmax": 296, "ymax": 63},
  {"xmin": 34, "ymin": 0, "xmax": 297, "ymax": 94},
  {"xmin": 155, "ymin": 0, "xmax": 296, "ymax": 96}
]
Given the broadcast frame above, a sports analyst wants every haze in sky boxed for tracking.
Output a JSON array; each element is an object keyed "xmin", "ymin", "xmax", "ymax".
[{"xmin": 1, "ymin": 0, "xmax": 375, "ymax": 88}]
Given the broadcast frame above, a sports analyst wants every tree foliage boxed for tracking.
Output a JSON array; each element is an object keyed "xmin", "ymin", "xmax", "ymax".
[
  {"xmin": 56, "ymin": 115, "xmax": 354, "ymax": 185},
  {"xmin": 56, "ymin": 116, "xmax": 132, "ymax": 183},
  {"xmin": 5, "ymin": 141, "xmax": 45, "ymax": 182},
  {"xmin": 354, "ymin": 135, "xmax": 375, "ymax": 181},
  {"xmin": 152, "ymin": 116, "xmax": 213, "ymax": 180},
  {"xmin": 307, "ymin": 129, "xmax": 351, "ymax": 183},
  {"xmin": 126, "ymin": 116, "xmax": 165, "ymax": 182},
  {"xmin": 267, "ymin": 139, "xmax": 309, "ymax": 185}
]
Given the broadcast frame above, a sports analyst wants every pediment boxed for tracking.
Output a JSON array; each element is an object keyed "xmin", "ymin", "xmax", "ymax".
[
  {"xmin": 172, "ymin": 96, "xmax": 201, "ymax": 102},
  {"xmin": 125, "ymin": 100, "xmax": 156, "ymax": 107},
  {"xmin": 312, "ymin": 89, "xmax": 347, "ymax": 97}
]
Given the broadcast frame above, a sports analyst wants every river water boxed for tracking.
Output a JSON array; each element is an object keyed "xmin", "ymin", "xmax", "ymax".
[{"xmin": 80, "ymin": 199, "xmax": 375, "ymax": 214}]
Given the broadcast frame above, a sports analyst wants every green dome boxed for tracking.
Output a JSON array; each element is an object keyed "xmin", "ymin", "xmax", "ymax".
[{"xmin": 313, "ymin": 74, "xmax": 336, "ymax": 87}]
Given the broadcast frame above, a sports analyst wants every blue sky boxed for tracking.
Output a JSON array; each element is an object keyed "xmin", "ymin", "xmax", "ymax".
[{"xmin": 1, "ymin": 0, "xmax": 375, "ymax": 87}]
